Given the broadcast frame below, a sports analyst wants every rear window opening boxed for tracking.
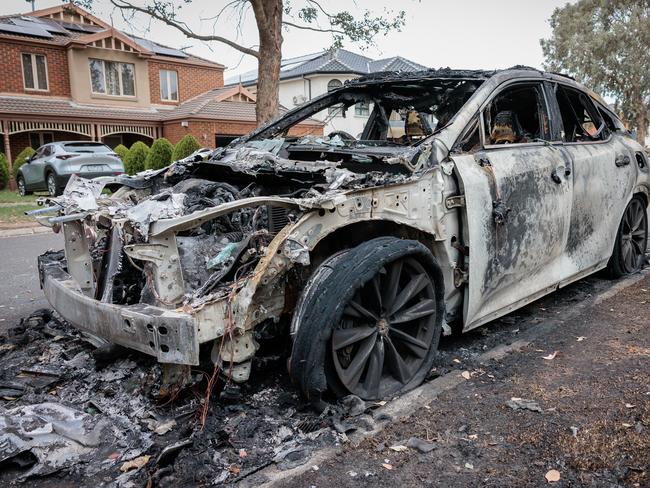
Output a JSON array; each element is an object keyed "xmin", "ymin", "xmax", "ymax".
[{"xmin": 62, "ymin": 142, "xmax": 112, "ymax": 153}]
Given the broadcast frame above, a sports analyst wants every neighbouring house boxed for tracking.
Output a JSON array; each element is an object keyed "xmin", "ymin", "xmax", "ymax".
[
  {"xmin": 227, "ymin": 48, "xmax": 429, "ymax": 137},
  {"xmin": 0, "ymin": 2, "xmax": 322, "ymax": 176}
]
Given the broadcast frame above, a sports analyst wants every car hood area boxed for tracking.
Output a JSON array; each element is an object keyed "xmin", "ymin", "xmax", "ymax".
[{"xmin": 31, "ymin": 142, "xmax": 435, "ymax": 307}]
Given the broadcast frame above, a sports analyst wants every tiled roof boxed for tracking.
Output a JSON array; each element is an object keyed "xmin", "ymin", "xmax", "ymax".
[
  {"xmin": 227, "ymin": 48, "xmax": 429, "ymax": 85},
  {"xmin": 0, "ymin": 7, "xmax": 223, "ymax": 68},
  {"xmin": 0, "ymin": 95, "xmax": 163, "ymax": 122}
]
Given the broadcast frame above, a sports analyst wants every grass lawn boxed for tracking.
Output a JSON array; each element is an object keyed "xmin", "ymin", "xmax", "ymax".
[
  {"xmin": 0, "ymin": 203, "xmax": 41, "ymax": 225},
  {"xmin": 0, "ymin": 189, "xmax": 44, "ymax": 204}
]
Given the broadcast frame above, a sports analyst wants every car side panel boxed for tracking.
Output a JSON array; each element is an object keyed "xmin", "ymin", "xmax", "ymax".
[
  {"xmin": 453, "ymin": 145, "xmax": 575, "ymax": 330},
  {"xmin": 563, "ymin": 135, "xmax": 638, "ymax": 272}
]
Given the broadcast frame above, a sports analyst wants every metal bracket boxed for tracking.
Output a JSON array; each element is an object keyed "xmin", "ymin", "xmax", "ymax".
[
  {"xmin": 453, "ymin": 267, "xmax": 468, "ymax": 288},
  {"xmin": 445, "ymin": 194, "xmax": 466, "ymax": 209}
]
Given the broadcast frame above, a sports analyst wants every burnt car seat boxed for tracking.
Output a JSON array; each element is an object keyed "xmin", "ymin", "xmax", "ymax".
[{"xmin": 490, "ymin": 110, "xmax": 524, "ymax": 144}]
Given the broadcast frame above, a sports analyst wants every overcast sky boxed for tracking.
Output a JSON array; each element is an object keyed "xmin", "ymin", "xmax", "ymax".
[{"xmin": 5, "ymin": 0, "xmax": 575, "ymax": 77}]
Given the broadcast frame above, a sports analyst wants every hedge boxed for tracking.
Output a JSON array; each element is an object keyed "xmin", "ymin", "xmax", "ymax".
[
  {"xmin": 113, "ymin": 144, "xmax": 128, "ymax": 162},
  {"xmin": 171, "ymin": 135, "xmax": 201, "ymax": 161},
  {"xmin": 124, "ymin": 141, "xmax": 149, "ymax": 175},
  {"xmin": 144, "ymin": 138, "xmax": 174, "ymax": 170},
  {"xmin": 12, "ymin": 147, "xmax": 36, "ymax": 178},
  {"xmin": 0, "ymin": 153, "xmax": 9, "ymax": 190}
]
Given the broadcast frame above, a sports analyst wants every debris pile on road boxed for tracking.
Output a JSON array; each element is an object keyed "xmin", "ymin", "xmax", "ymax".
[{"xmin": 0, "ymin": 309, "xmax": 394, "ymax": 486}]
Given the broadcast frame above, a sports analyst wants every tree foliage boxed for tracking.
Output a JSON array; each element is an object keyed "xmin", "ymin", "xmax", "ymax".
[
  {"xmin": 78, "ymin": 0, "xmax": 407, "ymax": 125},
  {"xmin": 0, "ymin": 153, "xmax": 9, "ymax": 190},
  {"xmin": 13, "ymin": 147, "xmax": 36, "ymax": 178},
  {"xmin": 113, "ymin": 144, "xmax": 129, "ymax": 161},
  {"xmin": 124, "ymin": 141, "xmax": 149, "ymax": 175},
  {"xmin": 145, "ymin": 138, "xmax": 174, "ymax": 170},
  {"xmin": 172, "ymin": 135, "xmax": 201, "ymax": 161},
  {"xmin": 541, "ymin": 0, "xmax": 650, "ymax": 143}
]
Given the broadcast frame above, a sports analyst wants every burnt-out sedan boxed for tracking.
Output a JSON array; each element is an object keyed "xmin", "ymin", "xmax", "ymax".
[{"xmin": 33, "ymin": 67, "xmax": 648, "ymax": 406}]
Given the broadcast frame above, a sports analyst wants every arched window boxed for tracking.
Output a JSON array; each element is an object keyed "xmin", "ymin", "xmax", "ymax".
[
  {"xmin": 327, "ymin": 79, "xmax": 344, "ymax": 116},
  {"xmin": 327, "ymin": 79, "xmax": 343, "ymax": 92}
]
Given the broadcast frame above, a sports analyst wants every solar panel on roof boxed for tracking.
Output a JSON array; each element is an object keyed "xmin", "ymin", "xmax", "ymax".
[
  {"xmin": 14, "ymin": 17, "xmax": 69, "ymax": 35},
  {"xmin": 129, "ymin": 36, "xmax": 189, "ymax": 58},
  {"xmin": 0, "ymin": 21, "xmax": 53, "ymax": 39},
  {"xmin": 56, "ymin": 20, "xmax": 104, "ymax": 34}
]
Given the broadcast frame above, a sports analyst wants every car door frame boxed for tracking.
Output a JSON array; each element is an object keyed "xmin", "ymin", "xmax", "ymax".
[
  {"xmin": 22, "ymin": 145, "xmax": 49, "ymax": 189},
  {"xmin": 451, "ymin": 77, "xmax": 576, "ymax": 331},
  {"xmin": 547, "ymin": 81, "xmax": 639, "ymax": 282}
]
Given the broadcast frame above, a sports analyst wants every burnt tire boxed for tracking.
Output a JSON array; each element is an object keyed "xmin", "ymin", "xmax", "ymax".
[
  {"xmin": 607, "ymin": 196, "xmax": 648, "ymax": 278},
  {"xmin": 289, "ymin": 237, "xmax": 445, "ymax": 405}
]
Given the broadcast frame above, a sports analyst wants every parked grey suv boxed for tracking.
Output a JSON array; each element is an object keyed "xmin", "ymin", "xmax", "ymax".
[{"xmin": 16, "ymin": 141, "xmax": 125, "ymax": 196}]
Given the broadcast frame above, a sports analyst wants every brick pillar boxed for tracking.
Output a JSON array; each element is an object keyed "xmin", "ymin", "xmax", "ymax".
[{"xmin": 3, "ymin": 120, "xmax": 15, "ymax": 190}]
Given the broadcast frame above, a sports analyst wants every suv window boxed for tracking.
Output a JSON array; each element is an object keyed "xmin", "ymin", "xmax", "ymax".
[
  {"xmin": 555, "ymin": 85, "xmax": 607, "ymax": 142},
  {"xmin": 483, "ymin": 83, "xmax": 550, "ymax": 145}
]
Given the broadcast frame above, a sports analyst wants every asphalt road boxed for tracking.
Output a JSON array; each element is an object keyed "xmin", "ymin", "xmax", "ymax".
[{"xmin": 0, "ymin": 232, "xmax": 63, "ymax": 330}]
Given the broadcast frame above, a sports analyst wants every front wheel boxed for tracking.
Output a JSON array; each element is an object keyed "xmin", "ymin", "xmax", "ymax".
[
  {"xmin": 607, "ymin": 196, "xmax": 648, "ymax": 278},
  {"xmin": 290, "ymin": 237, "xmax": 445, "ymax": 404}
]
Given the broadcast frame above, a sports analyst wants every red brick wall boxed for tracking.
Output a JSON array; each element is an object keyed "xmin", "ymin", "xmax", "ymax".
[
  {"xmin": 148, "ymin": 61, "xmax": 224, "ymax": 105},
  {"xmin": 0, "ymin": 41, "xmax": 70, "ymax": 97},
  {"xmin": 163, "ymin": 119, "xmax": 323, "ymax": 147}
]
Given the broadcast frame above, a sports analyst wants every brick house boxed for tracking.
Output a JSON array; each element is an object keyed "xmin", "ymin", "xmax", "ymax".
[{"xmin": 0, "ymin": 2, "xmax": 321, "ymax": 177}]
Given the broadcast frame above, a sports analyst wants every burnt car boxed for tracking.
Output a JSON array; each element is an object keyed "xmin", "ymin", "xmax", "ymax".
[{"xmin": 32, "ymin": 67, "xmax": 649, "ymax": 405}]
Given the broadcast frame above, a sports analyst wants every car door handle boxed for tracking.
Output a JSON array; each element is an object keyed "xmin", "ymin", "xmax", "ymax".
[
  {"xmin": 615, "ymin": 154, "xmax": 631, "ymax": 167},
  {"xmin": 551, "ymin": 168, "xmax": 562, "ymax": 184}
]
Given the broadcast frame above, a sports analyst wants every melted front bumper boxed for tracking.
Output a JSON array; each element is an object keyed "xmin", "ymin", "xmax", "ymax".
[{"xmin": 38, "ymin": 252, "xmax": 200, "ymax": 365}]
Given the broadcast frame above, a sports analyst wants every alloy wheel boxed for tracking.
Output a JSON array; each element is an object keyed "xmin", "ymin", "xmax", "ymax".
[
  {"xmin": 620, "ymin": 198, "xmax": 648, "ymax": 273},
  {"xmin": 47, "ymin": 174, "xmax": 57, "ymax": 196},
  {"xmin": 331, "ymin": 257, "xmax": 437, "ymax": 399},
  {"xmin": 17, "ymin": 178, "xmax": 26, "ymax": 197}
]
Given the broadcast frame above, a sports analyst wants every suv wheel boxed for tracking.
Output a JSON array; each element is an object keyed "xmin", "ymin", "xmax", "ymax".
[
  {"xmin": 607, "ymin": 196, "xmax": 648, "ymax": 277},
  {"xmin": 46, "ymin": 173, "xmax": 59, "ymax": 197},
  {"xmin": 290, "ymin": 237, "xmax": 445, "ymax": 405},
  {"xmin": 17, "ymin": 176, "xmax": 31, "ymax": 196}
]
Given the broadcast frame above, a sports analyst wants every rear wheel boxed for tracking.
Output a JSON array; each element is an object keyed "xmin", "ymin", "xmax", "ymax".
[
  {"xmin": 607, "ymin": 196, "xmax": 648, "ymax": 277},
  {"xmin": 46, "ymin": 172, "xmax": 59, "ymax": 197},
  {"xmin": 290, "ymin": 237, "xmax": 444, "ymax": 404}
]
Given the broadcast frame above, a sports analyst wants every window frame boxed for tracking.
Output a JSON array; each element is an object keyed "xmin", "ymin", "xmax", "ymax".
[
  {"xmin": 88, "ymin": 58, "xmax": 137, "ymax": 98},
  {"xmin": 327, "ymin": 79, "xmax": 345, "ymax": 117},
  {"xmin": 552, "ymin": 82, "xmax": 611, "ymax": 145},
  {"xmin": 354, "ymin": 101, "xmax": 370, "ymax": 117},
  {"xmin": 479, "ymin": 79, "xmax": 553, "ymax": 150},
  {"xmin": 159, "ymin": 69, "xmax": 179, "ymax": 101},
  {"xmin": 21, "ymin": 53, "xmax": 49, "ymax": 91}
]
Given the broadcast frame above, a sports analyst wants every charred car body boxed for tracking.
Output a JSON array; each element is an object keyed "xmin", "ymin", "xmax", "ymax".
[{"xmin": 33, "ymin": 67, "xmax": 649, "ymax": 405}]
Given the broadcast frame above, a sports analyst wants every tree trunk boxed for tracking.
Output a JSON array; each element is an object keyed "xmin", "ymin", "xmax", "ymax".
[{"xmin": 251, "ymin": 0, "xmax": 283, "ymax": 127}]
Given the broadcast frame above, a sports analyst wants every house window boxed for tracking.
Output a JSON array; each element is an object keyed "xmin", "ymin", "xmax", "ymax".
[
  {"xmin": 355, "ymin": 101, "xmax": 370, "ymax": 117},
  {"xmin": 29, "ymin": 132, "xmax": 53, "ymax": 150},
  {"xmin": 327, "ymin": 79, "xmax": 345, "ymax": 117},
  {"xmin": 160, "ymin": 70, "xmax": 178, "ymax": 101},
  {"xmin": 22, "ymin": 53, "xmax": 48, "ymax": 91},
  {"xmin": 89, "ymin": 59, "xmax": 136, "ymax": 97}
]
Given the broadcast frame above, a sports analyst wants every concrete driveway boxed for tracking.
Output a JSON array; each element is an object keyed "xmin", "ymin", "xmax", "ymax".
[{"xmin": 0, "ymin": 232, "xmax": 63, "ymax": 331}]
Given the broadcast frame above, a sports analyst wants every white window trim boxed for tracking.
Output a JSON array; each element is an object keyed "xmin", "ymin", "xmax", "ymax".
[
  {"xmin": 89, "ymin": 58, "xmax": 137, "ymax": 98},
  {"xmin": 21, "ymin": 53, "xmax": 49, "ymax": 92},
  {"xmin": 160, "ymin": 69, "xmax": 179, "ymax": 101}
]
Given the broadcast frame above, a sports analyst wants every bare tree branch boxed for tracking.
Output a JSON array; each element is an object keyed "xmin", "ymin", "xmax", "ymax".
[
  {"xmin": 109, "ymin": 0, "xmax": 259, "ymax": 58},
  {"xmin": 281, "ymin": 20, "xmax": 345, "ymax": 35}
]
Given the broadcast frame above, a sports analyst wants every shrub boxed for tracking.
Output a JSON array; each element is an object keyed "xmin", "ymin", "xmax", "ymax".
[
  {"xmin": 12, "ymin": 147, "xmax": 36, "ymax": 178},
  {"xmin": 113, "ymin": 144, "xmax": 128, "ymax": 162},
  {"xmin": 145, "ymin": 138, "xmax": 174, "ymax": 170},
  {"xmin": 171, "ymin": 135, "xmax": 201, "ymax": 161},
  {"xmin": 0, "ymin": 153, "xmax": 9, "ymax": 190},
  {"xmin": 124, "ymin": 141, "xmax": 149, "ymax": 175}
]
